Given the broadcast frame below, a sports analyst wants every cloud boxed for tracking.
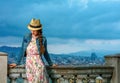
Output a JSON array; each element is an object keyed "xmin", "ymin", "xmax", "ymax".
[
  {"xmin": 0, "ymin": 0, "xmax": 120, "ymax": 40},
  {"xmin": 0, "ymin": 36, "xmax": 22, "ymax": 47},
  {"xmin": 47, "ymin": 38, "xmax": 120, "ymax": 54},
  {"xmin": 1, "ymin": 36, "xmax": 120, "ymax": 54},
  {"xmin": 1, "ymin": 0, "xmax": 120, "ymax": 55},
  {"xmin": 68, "ymin": 0, "xmax": 88, "ymax": 9}
]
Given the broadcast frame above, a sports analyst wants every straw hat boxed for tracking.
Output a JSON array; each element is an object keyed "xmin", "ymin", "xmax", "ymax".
[{"xmin": 28, "ymin": 18, "xmax": 42, "ymax": 30}]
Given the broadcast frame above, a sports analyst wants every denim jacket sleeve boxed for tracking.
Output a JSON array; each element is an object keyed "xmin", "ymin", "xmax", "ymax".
[
  {"xmin": 15, "ymin": 36, "xmax": 25, "ymax": 65},
  {"xmin": 43, "ymin": 37, "xmax": 53, "ymax": 66},
  {"xmin": 16, "ymin": 35, "xmax": 29, "ymax": 65}
]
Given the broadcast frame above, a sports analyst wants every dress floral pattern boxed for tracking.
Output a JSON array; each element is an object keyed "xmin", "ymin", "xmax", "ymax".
[{"xmin": 26, "ymin": 37, "xmax": 49, "ymax": 83}]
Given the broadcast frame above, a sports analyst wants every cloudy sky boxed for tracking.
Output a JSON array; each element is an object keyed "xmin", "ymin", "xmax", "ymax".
[{"xmin": 0, "ymin": 0, "xmax": 120, "ymax": 54}]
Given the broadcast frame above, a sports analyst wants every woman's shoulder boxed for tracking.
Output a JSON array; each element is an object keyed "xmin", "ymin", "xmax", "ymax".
[{"xmin": 24, "ymin": 33, "xmax": 31, "ymax": 38}]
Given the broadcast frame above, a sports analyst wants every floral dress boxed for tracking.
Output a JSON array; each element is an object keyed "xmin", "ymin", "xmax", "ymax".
[{"xmin": 26, "ymin": 37, "xmax": 49, "ymax": 83}]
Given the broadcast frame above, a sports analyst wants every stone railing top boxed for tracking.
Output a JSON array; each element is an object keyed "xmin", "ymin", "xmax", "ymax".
[
  {"xmin": 8, "ymin": 65, "xmax": 25, "ymax": 74},
  {"xmin": 8, "ymin": 65, "xmax": 114, "ymax": 75},
  {"xmin": 0, "ymin": 52, "xmax": 7, "ymax": 56},
  {"xmin": 47, "ymin": 65, "xmax": 114, "ymax": 74},
  {"xmin": 48, "ymin": 65, "xmax": 114, "ymax": 69},
  {"xmin": 105, "ymin": 53, "xmax": 120, "ymax": 58},
  {"xmin": 8, "ymin": 65, "xmax": 114, "ymax": 69}
]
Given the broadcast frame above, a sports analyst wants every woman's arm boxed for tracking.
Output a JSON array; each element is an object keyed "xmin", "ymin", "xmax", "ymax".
[
  {"xmin": 43, "ymin": 38, "xmax": 53, "ymax": 66},
  {"xmin": 9, "ymin": 36, "xmax": 25, "ymax": 67}
]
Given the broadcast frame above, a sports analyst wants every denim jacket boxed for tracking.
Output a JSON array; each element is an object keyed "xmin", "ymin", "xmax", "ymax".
[{"xmin": 16, "ymin": 33, "xmax": 53, "ymax": 66}]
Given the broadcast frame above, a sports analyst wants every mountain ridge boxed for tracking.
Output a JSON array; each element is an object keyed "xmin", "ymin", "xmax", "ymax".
[{"xmin": 0, "ymin": 45, "xmax": 119, "ymax": 56}]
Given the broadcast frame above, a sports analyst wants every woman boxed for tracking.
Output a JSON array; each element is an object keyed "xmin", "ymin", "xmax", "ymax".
[{"xmin": 9, "ymin": 18, "xmax": 56, "ymax": 83}]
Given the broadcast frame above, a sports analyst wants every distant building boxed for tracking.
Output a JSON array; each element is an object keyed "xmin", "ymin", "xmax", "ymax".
[{"xmin": 91, "ymin": 52, "xmax": 97, "ymax": 61}]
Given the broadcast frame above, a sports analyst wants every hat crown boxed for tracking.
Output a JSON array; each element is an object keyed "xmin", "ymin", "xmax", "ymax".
[
  {"xmin": 27, "ymin": 18, "xmax": 42, "ymax": 30},
  {"xmin": 30, "ymin": 18, "xmax": 41, "ymax": 26}
]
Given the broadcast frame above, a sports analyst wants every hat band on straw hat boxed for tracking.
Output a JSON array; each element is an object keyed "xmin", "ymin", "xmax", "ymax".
[{"xmin": 29, "ymin": 24, "xmax": 42, "ymax": 28}]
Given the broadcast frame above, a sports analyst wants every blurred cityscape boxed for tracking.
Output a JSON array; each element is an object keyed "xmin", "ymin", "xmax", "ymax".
[
  {"xmin": 0, "ymin": 46, "xmax": 105, "ymax": 65},
  {"xmin": 50, "ymin": 53, "xmax": 104, "ymax": 66}
]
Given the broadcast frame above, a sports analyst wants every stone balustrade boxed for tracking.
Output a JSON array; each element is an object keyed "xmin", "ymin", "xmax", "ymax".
[
  {"xmin": 48, "ymin": 65, "xmax": 114, "ymax": 83},
  {"xmin": 8, "ymin": 65, "xmax": 27, "ymax": 83},
  {"xmin": 1, "ymin": 52, "xmax": 120, "ymax": 83},
  {"xmin": 7, "ymin": 65, "xmax": 114, "ymax": 83}
]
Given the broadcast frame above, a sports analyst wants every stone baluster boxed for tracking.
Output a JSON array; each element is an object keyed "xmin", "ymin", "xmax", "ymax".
[
  {"xmin": 96, "ymin": 76, "xmax": 103, "ymax": 83},
  {"xmin": 22, "ymin": 73, "xmax": 28, "ymax": 83},
  {"xmin": 89, "ymin": 74, "xmax": 97, "ymax": 83},
  {"xmin": 9, "ymin": 73, "xmax": 20, "ymax": 83},
  {"xmin": 82, "ymin": 75, "xmax": 90, "ymax": 83},
  {"xmin": 58, "ymin": 76, "xmax": 65, "ymax": 83},
  {"xmin": 64, "ymin": 75, "xmax": 69, "ymax": 83},
  {"xmin": 74, "ymin": 75, "xmax": 78, "ymax": 83},
  {"xmin": 76, "ymin": 78, "xmax": 82, "ymax": 83},
  {"xmin": 68, "ymin": 75, "xmax": 75, "ymax": 83},
  {"xmin": 102, "ymin": 74, "xmax": 112, "ymax": 83},
  {"xmin": 50, "ymin": 74, "xmax": 61, "ymax": 83},
  {"xmin": 9, "ymin": 78, "xmax": 17, "ymax": 83},
  {"xmin": 76, "ymin": 75, "xmax": 85, "ymax": 83}
]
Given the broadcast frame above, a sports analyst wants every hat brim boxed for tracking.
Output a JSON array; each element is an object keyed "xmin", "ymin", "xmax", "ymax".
[{"xmin": 28, "ymin": 25, "xmax": 42, "ymax": 31}]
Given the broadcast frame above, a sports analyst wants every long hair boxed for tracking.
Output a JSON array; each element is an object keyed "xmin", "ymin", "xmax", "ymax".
[{"xmin": 38, "ymin": 29, "xmax": 45, "ymax": 55}]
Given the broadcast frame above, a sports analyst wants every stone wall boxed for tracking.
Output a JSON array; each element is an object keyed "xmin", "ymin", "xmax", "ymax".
[
  {"xmin": 0, "ymin": 52, "xmax": 7, "ymax": 83},
  {"xmin": 105, "ymin": 54, "xmax": 120, "ymax": 83}
]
